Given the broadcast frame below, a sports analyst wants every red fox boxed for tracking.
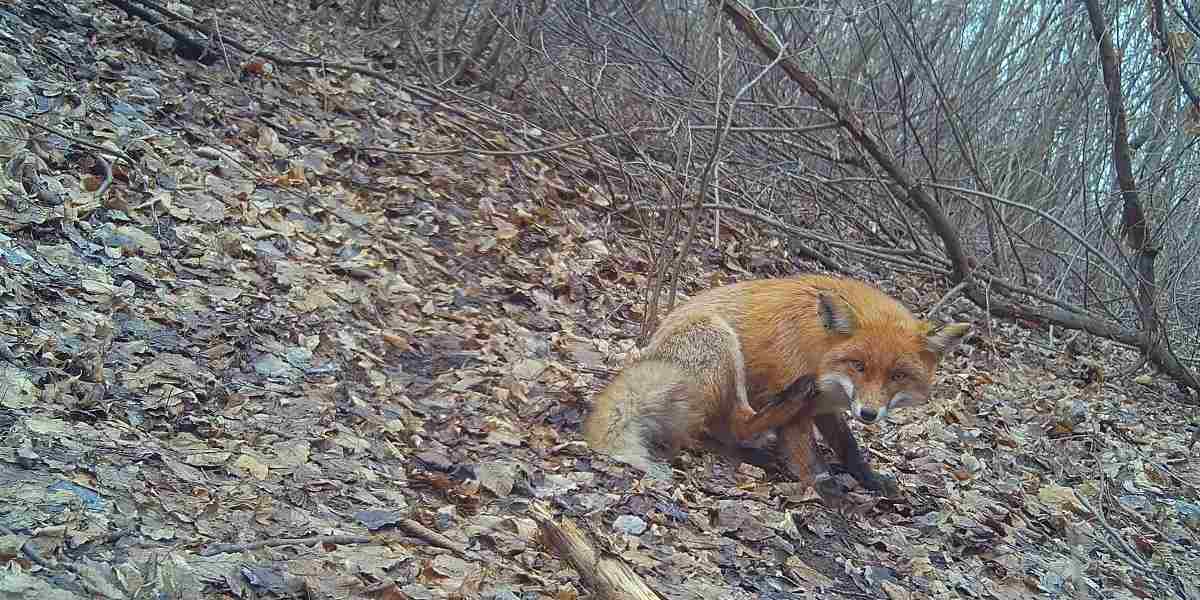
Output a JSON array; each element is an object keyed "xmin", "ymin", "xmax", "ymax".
[{"xmin": 582, "ymin": 274, "xmax": 970, "ymax": 495}]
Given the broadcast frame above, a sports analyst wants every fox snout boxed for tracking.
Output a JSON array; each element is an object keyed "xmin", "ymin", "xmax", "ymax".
[
  {"xmin": 853, "ymin": 404, "xmax": 881, "ymax": 423},
  {"xmin": 851, "ymin": 390, "xmax": 923, "ymax": 424},
  {"xmin": 817, "ymin": 373, "xmax": 910, "ymax": 424},
  {"xmin": 851, "ymin": 402, "xmax": 886, "ymax": 423}
]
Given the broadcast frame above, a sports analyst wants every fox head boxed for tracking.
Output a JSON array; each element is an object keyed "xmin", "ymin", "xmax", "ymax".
[{"xmin": 814, "ymin": 292, "xmax": 970, "ymax": 424}]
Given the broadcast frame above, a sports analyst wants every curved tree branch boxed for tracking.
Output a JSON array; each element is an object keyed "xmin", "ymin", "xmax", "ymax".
[
  {"xmin": 711, "ymin": 0, "xmax": 972, "ymax": 283},
  {"xmin": 713, "ymin": 0, "xmax": 1200, "ymax": 392}
]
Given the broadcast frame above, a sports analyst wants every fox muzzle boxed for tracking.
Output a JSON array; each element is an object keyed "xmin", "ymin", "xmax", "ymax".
[{"xmin": 851, "ymin": 402, "xmax": 887, "ymax": 423}]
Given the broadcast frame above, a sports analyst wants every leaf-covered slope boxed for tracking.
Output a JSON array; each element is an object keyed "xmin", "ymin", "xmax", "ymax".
[{"xmin": 0, "ymin": 2, "xmax": 1197, "ymax": 599}]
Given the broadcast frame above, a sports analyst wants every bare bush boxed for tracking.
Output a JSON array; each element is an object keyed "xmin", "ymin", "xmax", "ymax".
[{"xmin": 374, "ymin": 0, "xmax": 1200, "ymax": 389}]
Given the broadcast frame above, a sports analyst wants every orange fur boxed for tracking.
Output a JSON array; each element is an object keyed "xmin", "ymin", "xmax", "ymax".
[
  {"xmin": 656, "ymin": 275, "xmax": 968, "ymax": 417},
  {"xmin": 583, "ymin": 274, "xmax": 970, "ymax": 489},
  {"xmin": 582, "ymin": 313, "xmax": 813, "ymax": 479}
]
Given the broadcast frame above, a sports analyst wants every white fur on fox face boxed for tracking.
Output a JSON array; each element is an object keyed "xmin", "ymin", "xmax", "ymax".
[
  {"xmin": 818, "ymin": 374, "xmax": 855, "ymax": 402},
  {"xmin": 888, "ymin": 391, "xmax": 914, "ymax": 410},
  {"xmin": 820, "ymin": 373, "xmax": 859, "ymax": 418}
]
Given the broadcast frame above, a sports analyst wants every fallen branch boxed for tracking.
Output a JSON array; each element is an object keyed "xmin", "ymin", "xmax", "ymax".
[
  {"xmin": 529, "ymin": 504, "xmax": 665, "ymax": 600},
  {"xmin": 200, "ymin": 534, "xmax": 373, "ymax": 557},
  {"xmin": 199, "ymin": 517, "xmax": 467, "ymax": 558},
  {"xmin": 98, "ymin": 0, "xmax": 217, "ymax": 64},
  {"xmin": 399, "ymin": 517, "xmax": 468, "ymax": 554},
  {"xmin": 0, "ymin": 111, "xmax": 136, "ymax": 167},
  {"xmin": 713, "ymin": 0, "xmax": 1200, "ymax": 393}
]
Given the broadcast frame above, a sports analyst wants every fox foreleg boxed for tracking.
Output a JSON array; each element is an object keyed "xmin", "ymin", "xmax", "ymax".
[
  {"xmin": 729, "ymin": 374, "xmax": 818, "ymax": 443},
  {"xmin": 812, "ymin": 413, "xmax": 898, "ymax": 497}
]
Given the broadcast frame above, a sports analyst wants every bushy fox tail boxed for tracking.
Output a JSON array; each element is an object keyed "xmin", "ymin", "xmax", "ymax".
[{"xmin": 581, "ymin": 360, "xmax": 698, "ymax": 480}]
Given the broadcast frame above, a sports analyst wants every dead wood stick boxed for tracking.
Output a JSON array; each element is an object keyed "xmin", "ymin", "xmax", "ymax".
[
  {"xmin": 200, "ymin": 534, "xmax": 373, "ymax": 556},
  {"xmin": 0, "ymin": 111, "xmax": 136, "ymax": 167},
  {"xmin": 399, "ymin": 518, "xmax": 468, "ymax": 554},
  {"xmin": 530, "ymin": 505, "xmax": 664, "ymax": 600},
  {"xmin": 98, "ymin": 0, "xmax": 216, "ymax": 64},
  {"xmin": 199, "ymin": 519, "xmax": 466, "ymax": 557},
  {"xmin": 0, "ymin": 524, "xmax": 57, "ymax": 571}
]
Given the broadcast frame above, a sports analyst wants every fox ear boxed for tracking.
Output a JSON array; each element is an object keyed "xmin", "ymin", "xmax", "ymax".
[
  {"xmin": 926, "ymin": 322, "xmax": 971, "ymax": 355},
  {"xmin": 817, "ymin": 293, "xmax": 855, "ymax": 335}
]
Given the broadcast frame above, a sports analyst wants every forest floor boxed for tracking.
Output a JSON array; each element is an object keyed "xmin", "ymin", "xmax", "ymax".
[{"xmin": 1, "ymin": 2, "xmax": 1199, "ymax": 599}]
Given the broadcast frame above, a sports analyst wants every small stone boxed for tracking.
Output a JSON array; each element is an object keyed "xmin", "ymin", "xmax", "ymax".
[{"xmin": 612, "ymin": 515, "xmax": 647, "ymax": 535}]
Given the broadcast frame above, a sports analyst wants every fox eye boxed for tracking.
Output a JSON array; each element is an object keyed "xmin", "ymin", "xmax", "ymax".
[{"xmin": 847, "ymin": 359, "xmax": 866, "ymax": 373}]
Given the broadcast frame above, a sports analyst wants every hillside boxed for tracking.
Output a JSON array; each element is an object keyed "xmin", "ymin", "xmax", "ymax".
[{"xmin": 1, "ymin": 2, "xmax": 1198, "ymax": 599}]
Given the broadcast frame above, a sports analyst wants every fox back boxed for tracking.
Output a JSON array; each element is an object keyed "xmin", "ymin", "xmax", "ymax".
[{"xmin": 656, "ymin": 275, "xmax": 970, "ymax": 423}]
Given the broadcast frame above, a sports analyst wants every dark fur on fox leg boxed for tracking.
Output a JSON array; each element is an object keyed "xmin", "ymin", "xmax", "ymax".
[
  {"xmin": 752, "ymin": 376, "xmax": 898, "ymax": 497},
  {"xmin": 722, "ymin": 375, "xmax": 817, "ymax": 472},
  {"xmin": 706, "ymin": 437, "xmax": 780, "ymax": 471},
  {"xmin": 813, "ymin": 413, "xmax": 898, "ymax": 497},
  {"xmin": 719, "ymin": 430, "xmax": 883, "ymax": 502},
  {"xmin": 761, "ymin": 374, "xmax": 817, "ymax": 410},
  {"xmin": 699, "ymin": 375, "xmax": 817, "ymax": 465},
  {"xmin": 725, "ymin": 376, "xmax": 820, "ymax": 475}
]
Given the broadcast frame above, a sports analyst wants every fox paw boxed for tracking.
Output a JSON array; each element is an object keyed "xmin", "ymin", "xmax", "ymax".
[
  {"xmin": 761, "ymin": 394, "xmax": 788, "ymax": 409},
  {"xmin": 862, "ymin": 473, "xmax": 900, "ymax": 498},
  {"xmin": 813, "ymin": 472, "xmax": 848, "ymax": 504},
  {"xmin": 638, "ymin": 461, "xmax": 674, "ymax": 482},
  {"xmin": 613, "ymin": 453, "xmax": 674, "ymax": 482}
]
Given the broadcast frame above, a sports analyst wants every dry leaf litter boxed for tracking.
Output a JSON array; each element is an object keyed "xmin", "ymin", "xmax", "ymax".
[{"xmin": 0, "ymin": 2, "xmax": 1198, "ymax": 599}]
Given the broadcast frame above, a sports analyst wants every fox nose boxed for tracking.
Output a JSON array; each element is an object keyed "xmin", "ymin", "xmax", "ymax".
[{"xmin": 857, "ymin": 407, "xmax": 878, "ymax": 423}]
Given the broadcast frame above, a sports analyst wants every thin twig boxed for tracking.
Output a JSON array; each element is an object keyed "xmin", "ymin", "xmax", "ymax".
[
  {"xmin": 373, "ymin": 124, "xmax": 836, "ymax": 158},
  {"xmin": 1074, "ymin": 492, "xmax": 1149, "ymax": 568},
  {"xmin": 399, "ymin": 518, "xmax": 468, "ymax": 554},
  {"xmin": 199, "ymin": 518, "xmax": 468, "ymax": 558},
  {"xmin": 1084, "ymin": 461, "xmax": 1184, "ymax": 599},
  {"xmin": 0, "ymin": 524, "xmax": 57, "ymax": 571},
  {"xmin": 372, "ymin": 127, "xmax": 661, "ymax": 157},
  {"xmin": 928, "ymin": 281, "xmax": 969, "ymax": 318},
  {"xmin": 631, "ymin": 201, "xmax": 933, "ymax": 274},
  {"xmin": 200, "ymin": 534, "xmax": 373, "ymax": 556},
  {"xmin": 924, "ymin": 182, "xmax": 1136, "ymax": 305},
  {"xmin": 0, "ymin": 111, "xmax": 136, "ymax": 166},
  {"xmin": 665, "ymin": 14, "xmax": 788, "ymax": 311}
]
